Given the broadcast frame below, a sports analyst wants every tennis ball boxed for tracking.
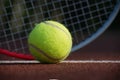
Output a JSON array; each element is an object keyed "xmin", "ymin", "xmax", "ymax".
[{"xmin": 28, "ymin": 20, "xmax": 72, "ymax": 63}]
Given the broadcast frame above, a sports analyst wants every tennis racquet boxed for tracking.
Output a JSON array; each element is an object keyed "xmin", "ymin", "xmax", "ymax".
[{"xmin": 0, "ymin": 0, "xmax": 120, "ymax": 61}]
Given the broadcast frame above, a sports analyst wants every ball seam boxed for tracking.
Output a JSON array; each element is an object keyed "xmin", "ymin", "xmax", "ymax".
[
  {"xmin": 43, "ymin": 21, "xmax": 71, "ymax": 39},
  {"xmin": 29, "ymin": 43, "xmax": 68, "ymax": 61}
]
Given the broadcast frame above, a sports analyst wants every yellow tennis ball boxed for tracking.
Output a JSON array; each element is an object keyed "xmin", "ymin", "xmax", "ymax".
[{"xmin": 28, "ymin": 20, "xmax": 72, "ymax": 63}]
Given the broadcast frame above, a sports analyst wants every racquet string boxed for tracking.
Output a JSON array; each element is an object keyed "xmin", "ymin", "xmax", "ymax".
[{"xmin": 0, "ymin": 0, "xmax": 117, "ymax": 55}]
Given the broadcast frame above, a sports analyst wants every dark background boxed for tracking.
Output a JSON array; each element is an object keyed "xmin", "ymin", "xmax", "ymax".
[
  {"xmin": 0, "ymin": 3, "xmax": 120, "ymax": 80},
  {"xmin": 79, "ymin": 10, "xmax": 120, "ymax": 52}
]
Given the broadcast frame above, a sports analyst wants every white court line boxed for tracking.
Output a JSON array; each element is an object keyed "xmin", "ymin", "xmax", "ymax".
[
  {"xmin": 0, "ymin": 60, "xmax": 120, "ymax": 64},
  {"xmin": 62, "ymin": 60, "xmax": 120, "ymax": 63}
]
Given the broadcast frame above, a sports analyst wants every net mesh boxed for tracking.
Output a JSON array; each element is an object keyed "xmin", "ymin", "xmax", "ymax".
[{"xmin": 0, "ymin": 0, "xmax": 116, "ymax": 54}]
